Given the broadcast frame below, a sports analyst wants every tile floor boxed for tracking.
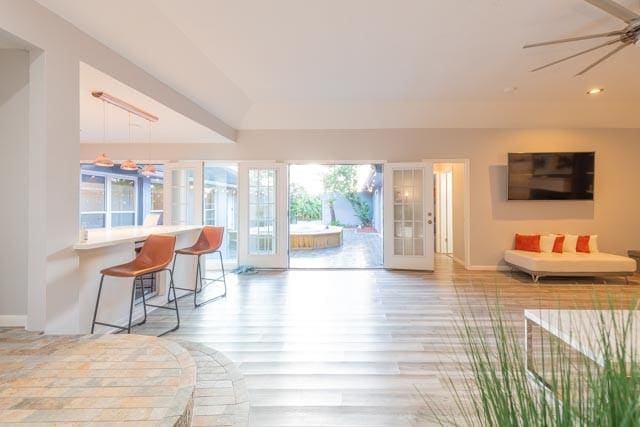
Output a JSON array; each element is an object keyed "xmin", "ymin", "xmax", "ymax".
[
  {"xmin": 289, "ymin": 229, "xmax": 383, "ymax": 268},
  {"xmin": 141, "ymin": 255, "xmax": 639, "ymax": 426}
]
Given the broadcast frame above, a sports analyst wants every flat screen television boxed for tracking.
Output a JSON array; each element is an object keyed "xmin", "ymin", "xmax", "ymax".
[{"xmin": 507, "ymin": 152, "xmax": 594, "ymax": 200}]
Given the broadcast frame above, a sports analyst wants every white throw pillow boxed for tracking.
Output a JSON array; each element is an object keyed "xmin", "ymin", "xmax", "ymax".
[
  {"xmin": 589, "ymin": 235, "xmax": 599, "ymax": 253},
  {"xmin": 539, "ymin": 235, "xmax": 555, "ymax": 253},
  {"xmin": 563, "ymin": 234, "xmax": 578, "ymax": 253}
]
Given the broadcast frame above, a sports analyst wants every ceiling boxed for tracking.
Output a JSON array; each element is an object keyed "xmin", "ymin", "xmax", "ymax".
[
  {"xmin": 38, "ymin": 0, "xmax": 640, "ymax": 129},
  {"xmin": 80, "ymin": 63, "xmax": 228, "ymax": 143},
  {"xmin": 0, "ymin": 28, "xmax": 29, "ymax": 49}
]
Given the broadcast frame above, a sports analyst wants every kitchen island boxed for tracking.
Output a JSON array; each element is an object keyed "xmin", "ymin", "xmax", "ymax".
[{"xmin": 57, "ymin": 225, "xmax": 202, "ymax": 334}]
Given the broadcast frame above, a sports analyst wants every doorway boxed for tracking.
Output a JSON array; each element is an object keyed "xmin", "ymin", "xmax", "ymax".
[
  {"xmin": 288, "ymin": 163, "xmax": 383, "ymax": 268},
  {"xmin": 433, "ymin": 162, "xmax": 467, "ymax": 266}
]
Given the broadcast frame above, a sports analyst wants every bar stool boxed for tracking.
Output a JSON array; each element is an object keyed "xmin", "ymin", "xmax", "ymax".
[
  {"xmin": 169, "ymin": 226, "xmax": 227, "ymax": 307},
  {"xmin": 91, "ymin": 234, "xmax": 180, "ymax": 337}
]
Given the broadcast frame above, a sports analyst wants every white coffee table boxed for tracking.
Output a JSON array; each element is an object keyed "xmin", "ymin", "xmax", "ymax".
[{"xmin": 524, "ymin": 309, "xmax": 640, "ymax": 392}]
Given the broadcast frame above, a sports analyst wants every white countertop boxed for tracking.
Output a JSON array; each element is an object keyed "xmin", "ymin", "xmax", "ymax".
[{"xmin": 74, "ymin": 225, "xmax": 202, "ymax": 250}]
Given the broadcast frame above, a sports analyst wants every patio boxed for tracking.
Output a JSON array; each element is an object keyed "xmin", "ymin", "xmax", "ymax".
[{"xmin": 289, "ymin": 228, "xmax": 383, "ymax": 268}]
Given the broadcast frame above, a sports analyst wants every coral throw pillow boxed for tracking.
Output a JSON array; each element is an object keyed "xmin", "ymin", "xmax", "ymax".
[
  {"xmin": 515, "ymin": 234, "xmax": 541, "ymax": 252},
  {"xmin": 552, "ymin": 235, "xmax": 565, "ymax": 253},
  {"xmin": 576, "ymin": 235, "xmax": 591, "ymax": 253}
]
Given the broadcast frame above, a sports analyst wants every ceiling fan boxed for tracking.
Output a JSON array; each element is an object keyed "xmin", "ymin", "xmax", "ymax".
[{"xmin": 524, "ymin": 0, "xmax": 640, "ymax": 76}]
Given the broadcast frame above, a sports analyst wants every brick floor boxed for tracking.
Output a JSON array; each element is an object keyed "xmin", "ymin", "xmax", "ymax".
[{"xmin": 289, "ymin": 229, "xmax": 382, "ymax": 268}]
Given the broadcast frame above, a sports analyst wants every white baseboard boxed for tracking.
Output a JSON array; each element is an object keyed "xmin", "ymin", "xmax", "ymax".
[
  {"xmin": 466, "ymin": 265, "xmax": 511, "ymax": 272},
  {"xmin": 0, "ymin": 315, "xmax": 26, "ymax": 327},
  {"xmin": 452, "ymin": 256, "xmax": 465, "ymax": 266}
]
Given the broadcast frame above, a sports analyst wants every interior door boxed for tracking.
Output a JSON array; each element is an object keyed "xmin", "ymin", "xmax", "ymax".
[
  {"xmin": 383, "ymin": 162, "xmax": 435, "ymax": 270},
  {"xmin": 163, "ymin": 161, "xmax": 203, "ymax": 226},
  {"xmin": 238, "ymin": 162, "xmax": 288, "ymax": 268}
]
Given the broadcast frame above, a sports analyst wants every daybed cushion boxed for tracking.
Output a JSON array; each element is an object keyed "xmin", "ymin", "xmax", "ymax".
[{"xmin": 504, "ymin": 250, "xmax": 637, "ymax": 273}]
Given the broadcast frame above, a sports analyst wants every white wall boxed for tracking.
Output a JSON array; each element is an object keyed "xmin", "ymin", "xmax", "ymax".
[
  {"xmin": 0, "ymin": 0, "xmax": 236, "ymax": 332},
  {"xmin": 0, "ymin": 49, "xmax": 29, "ymax": 324},
  {"xmin": 81, "ymin": 128, "xmax": 640, "ymax": 268},
  {"xmin": 452, "ymin": 163, "xmax": 466, "ymax": 265}
]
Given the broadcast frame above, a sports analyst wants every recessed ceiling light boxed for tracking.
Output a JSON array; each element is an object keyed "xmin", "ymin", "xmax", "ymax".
[
  {"xmin": 503, "ymin": 86, "xmax": 518, "ymax": 93},
  {"xmin": 587, "ymin": 88, "xmax": 604, "ymax": 95}
]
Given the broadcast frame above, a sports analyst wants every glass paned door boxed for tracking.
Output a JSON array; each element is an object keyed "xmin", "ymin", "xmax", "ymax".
[
  {"xmin": 238, "ymin": 163, "xmax": 288, "ymax": 268},
  {"xmin": 383, "ymin": 162, "xmax": 434, "ymax": 270},
  {"xmin": 163, "ymin": 162, "xmax": 203, "ymax": 225},
  {"xmin": 203, "ymin": 163, "xmax": 238, "ymax": 269}
]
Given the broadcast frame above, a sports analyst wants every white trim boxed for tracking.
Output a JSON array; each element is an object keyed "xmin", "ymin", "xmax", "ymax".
[
  {"xmin": 466, "ymin": 264, "xmax": 511, "ymax": 271},
  {"xmin": 0, "ymin": 315, "xmax": 26, "ymax": 327},
  {"xmin": 287, "ymin": 160, "xmax": 387, "ymax": 165},
  {"xmin": 452, "ymin": 256, "xmax": 466, "ymax": 266},
  {"xmin": 424, "ymin": 158, "xmax": 471, "ymax": 270}
]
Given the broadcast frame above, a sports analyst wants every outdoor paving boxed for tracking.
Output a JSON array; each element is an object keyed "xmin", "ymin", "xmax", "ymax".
[{"xmin": 289, "ymin": 228, "xmax": 383, "ymax": 268}]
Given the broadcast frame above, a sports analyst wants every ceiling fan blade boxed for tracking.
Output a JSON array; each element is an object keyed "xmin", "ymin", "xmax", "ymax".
[
  {"xmin": 524, "ymin": 30, "xmax": 624, "ymax": 48},
  {"xmin": 531, "ymin": 38, "xmax": 620, "ymax": 72},
  {"xmin": 584, "ymin": 0, "xmax": 640, "ymax": 23},
  {"xmin": 575, "ymin": 42, "xmax": 630, "ymax": 75}
]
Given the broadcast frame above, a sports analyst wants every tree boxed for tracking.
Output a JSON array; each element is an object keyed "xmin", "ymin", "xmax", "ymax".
[
  {"xmin": 322, "ymin": 165, "xmax": 358, "ymax": 225},
  {"xmin": 289, "ymin": 183, "xmax": 322, "ymax": 222},
  {"xmin": 322, "ymin": 165, "xmax": 372, "ymax": 227}
]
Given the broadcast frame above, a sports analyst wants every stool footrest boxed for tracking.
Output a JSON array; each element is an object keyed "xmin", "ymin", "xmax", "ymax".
[
  {"xmin": 145, "ymin": 303, "xmax": 177, "ymax": 311},
  {"xmin": 93, "ymin": 321, "xmax": 127, "ymax": 331}
]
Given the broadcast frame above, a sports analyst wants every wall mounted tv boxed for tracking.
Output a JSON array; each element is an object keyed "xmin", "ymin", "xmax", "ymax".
[{"xmin": 507, "ymin": 152, "xmax": 594, "ymax": 200}]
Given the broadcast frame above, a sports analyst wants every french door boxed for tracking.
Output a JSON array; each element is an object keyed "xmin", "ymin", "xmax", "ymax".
[
  {"xmin": 163, "ymin": 161, "xmax": 203, "ymax": 225},
  {"xmin": 383, "ymin": 162, "xmax": 435, "ymax": 270},
  {"xmin": 238, "ymin": 163, "xmax": 288, "ymax": 268}
]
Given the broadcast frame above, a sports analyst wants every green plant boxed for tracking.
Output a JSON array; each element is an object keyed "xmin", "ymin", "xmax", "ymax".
[
  {"xmin": 322, "ymin": 165, "xmax": 373, "ymax": 227},
  {"xmin": 289, "ymin": 183, "xmax": 322, "ymax": 221},
  {"xmin": 431, "ymin": 297, "xmax": 640, "ymax": 426},
  {"xmin": 323, "ymin": 165, "xmax": 358, "ymax": 224},
  {"xmin": 346, "ymin": 193, "xmax": 371, "ymax": 226}
]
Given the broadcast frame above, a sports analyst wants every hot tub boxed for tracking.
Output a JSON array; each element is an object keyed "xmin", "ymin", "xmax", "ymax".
[{"xmin": 290, "ymin": 223, "xmax": 343, "ymax": 250}]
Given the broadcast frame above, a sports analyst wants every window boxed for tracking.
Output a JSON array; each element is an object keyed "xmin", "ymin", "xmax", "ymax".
[
  {"xmin": 150, "ymin": 181, "xmax": 163, "ymax": 213},
  {"xmin": 110, "ymin": 177, "xmax": 136, "ymax": 226},
  {"xmin": 80, "ymin": 174, "xmax": 106, "ymax": 229},
  {"xmin": 79, "ymin": 171, "xmax": 138, "ymax": 229}
]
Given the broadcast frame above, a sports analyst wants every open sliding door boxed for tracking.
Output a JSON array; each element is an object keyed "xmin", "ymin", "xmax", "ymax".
[
  {"xmin": 238, "ymin": 163, "xmax": 288, "ymax": 268},
  {"xmin": 163, "ymin": 161, "xmax": 203, "ymax": 226},
  {"xmin": 383, "ymin": 162, "xmax": 435, "ymax": 270}
]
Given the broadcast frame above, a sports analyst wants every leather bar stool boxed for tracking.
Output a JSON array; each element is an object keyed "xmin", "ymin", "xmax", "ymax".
[
  {"xmin": 169, "ymin": 226, "xmax": 227, "ymax": 307},
  {"xmin": 91, "ymin": 234, "xmax": 180, "ymax": 336}
]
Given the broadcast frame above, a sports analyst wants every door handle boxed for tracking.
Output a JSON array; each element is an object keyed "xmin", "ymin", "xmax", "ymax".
[{"xmin": 427, "ymin": 220, "xmax": 433, "ymax": 225}]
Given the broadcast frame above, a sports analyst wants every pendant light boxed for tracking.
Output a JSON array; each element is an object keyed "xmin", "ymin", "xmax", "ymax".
[
  {"xmin": 120, "ymin": 112, "xmax": 139, "ymax": 171},
  {"xmin": 93, "ymin": 100, "xmax": 114, "ymax": 167},
  {"xmin": 140, "ymin": 119, "xmax": 156, "ymax": 176}
]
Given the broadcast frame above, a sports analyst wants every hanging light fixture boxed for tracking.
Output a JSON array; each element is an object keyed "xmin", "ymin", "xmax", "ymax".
[
  {"xmin": 93, "ymin": 100, "xmax": 114, "ymax": 167},
  {"xmin": 140, "ymin": 119, "xmax": 156, "ymax": 176},
  {"xmin": 120, "ymin": 112, "xmax": 139, "ymax": 171}
]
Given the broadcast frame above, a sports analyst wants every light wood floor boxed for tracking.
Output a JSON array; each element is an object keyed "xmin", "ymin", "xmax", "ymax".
[{"xmin": 138, "ymin": 255, "xmax": 640, "ymax": 426}]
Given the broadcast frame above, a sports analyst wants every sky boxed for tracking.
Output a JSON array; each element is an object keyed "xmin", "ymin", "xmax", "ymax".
[{"xmin": 289, "ymin": 164, "xmax": 374, "ymax": 195}]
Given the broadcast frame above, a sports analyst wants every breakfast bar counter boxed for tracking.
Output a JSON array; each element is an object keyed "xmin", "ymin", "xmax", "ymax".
[
  {"xmin": 74, "ymin": 224, "xmax": 203, "ymax": 250},
  {"xmin": 50, "ymin": 225, "xmax": 203, "ymax": 335}
]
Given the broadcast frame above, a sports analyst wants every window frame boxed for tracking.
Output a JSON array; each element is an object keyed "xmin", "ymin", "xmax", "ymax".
[
  {"xmin": 149, "ymin": 179, "xmax": 164, "ymax": 215},
  {"xmin": 79, "ymin": 170, "xmax": 139, "ymax": 229}
]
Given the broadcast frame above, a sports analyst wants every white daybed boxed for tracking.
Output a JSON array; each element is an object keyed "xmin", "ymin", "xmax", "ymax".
[{"xmin": 504, "ymin": 250, "xmax": 636, "ymax": 283}]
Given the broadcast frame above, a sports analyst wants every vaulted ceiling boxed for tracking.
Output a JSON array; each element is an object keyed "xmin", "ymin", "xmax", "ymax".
[{"xmin": 38, "ymin": 0, "xmax": 640, "ymax": 129}]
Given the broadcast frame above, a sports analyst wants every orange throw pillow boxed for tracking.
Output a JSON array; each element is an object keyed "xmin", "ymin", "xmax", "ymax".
[
  {"xmin": 553, "ymin": 235, "xmax": 565, "ymax": 253},
  {"xmin": 576, "ymin": 235, "xmax": 591, "ymax": 253},
  {"xmin": 515, "ymin": 234, "xmax": 541, "ymax": 252}
]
